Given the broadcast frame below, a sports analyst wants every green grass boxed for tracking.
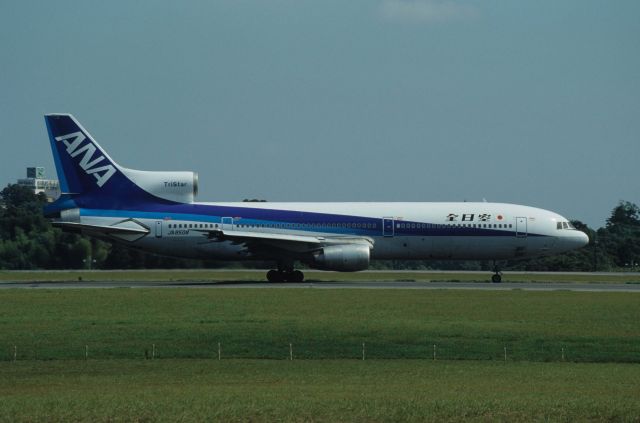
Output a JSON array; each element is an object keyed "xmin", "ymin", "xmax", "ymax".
[
  {"xmin": 1, "ymin": 269, "xmax": 639, "ymax": 283},
  {"xmin": 1, "ymin": 359, "xmax": 639, "ymax": 422},
  {"xmin": 1, "ymin": 289, "xmax": 638, "ymax": 362},
  {"xmin": 1, "ymin": 288, "xmax": 639, "ymax": 421}
]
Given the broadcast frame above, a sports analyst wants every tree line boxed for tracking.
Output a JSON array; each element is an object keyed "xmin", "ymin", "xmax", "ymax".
[{"xmin": 0, "ymin": 183, "xmax": 638, "ymax": 271}]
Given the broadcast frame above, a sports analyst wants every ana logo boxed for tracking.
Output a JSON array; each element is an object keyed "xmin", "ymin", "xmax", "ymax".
[{"xmin": 55, "ymin": 132, "xmax": 116, "ymax": 187}]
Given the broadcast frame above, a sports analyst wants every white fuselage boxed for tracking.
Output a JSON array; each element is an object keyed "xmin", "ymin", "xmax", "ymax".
[
  {"xmin": 44, "ymin": 113, "xmax": 590, "ymax": 280},
  {"xmin": 76, "ymin": 201, "xmax": 588, "ymax": 262}
]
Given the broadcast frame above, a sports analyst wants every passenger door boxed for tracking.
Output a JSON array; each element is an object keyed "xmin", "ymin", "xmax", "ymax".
[
  {"xmin": 383, "ymin": 218, "xmax": 394, "ymax": 237},
  {"xmin": 516, "ymin": 217, "xmax": 527, "ymax": 238},
  {"xmin": 221, "ymin": 217, "xmax": 234, "ymax": 231}
]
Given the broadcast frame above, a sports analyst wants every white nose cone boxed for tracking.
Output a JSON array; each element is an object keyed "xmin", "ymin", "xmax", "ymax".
[
  {"xmin": 576, "ymin": 231, "xmax": 589, "ymax": 248},
  {"xmin": 558, "ymin": 230, "xmax": 589, "ymax": 252}
]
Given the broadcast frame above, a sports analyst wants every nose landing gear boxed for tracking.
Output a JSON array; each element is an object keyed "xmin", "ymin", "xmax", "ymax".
[{"xmin": 491, "ymin": 260, "xmax": 502, "ymax": 283}]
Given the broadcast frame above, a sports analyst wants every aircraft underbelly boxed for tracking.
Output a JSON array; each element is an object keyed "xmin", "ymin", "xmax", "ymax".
[{"xmin": 371, "ymin": 236, "xmax": 524, "ymax": 260}]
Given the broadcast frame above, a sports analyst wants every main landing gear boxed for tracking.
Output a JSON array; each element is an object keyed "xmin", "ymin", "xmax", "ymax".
[
  {"xmin": 491, "ymin": 260, "xmax": 502, "ymax": 283},
  {"xmin": 266, "ymin": 263, "xmax": 305, "ymax": 282}
]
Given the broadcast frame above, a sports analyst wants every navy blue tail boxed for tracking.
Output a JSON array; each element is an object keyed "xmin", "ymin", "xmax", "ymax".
[
  {"xmin": 44, "ymin": 114, "xmax": 169, "ymax": 211},
  {"xmin": 45, "ymin": 114, "xmax": 121, "ymax": 195}
]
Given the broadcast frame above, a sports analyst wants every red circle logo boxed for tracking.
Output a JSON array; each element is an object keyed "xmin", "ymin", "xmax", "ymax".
[{"xmin": 497, "ymin": 215, "xmax": 503, "ymax": 220}]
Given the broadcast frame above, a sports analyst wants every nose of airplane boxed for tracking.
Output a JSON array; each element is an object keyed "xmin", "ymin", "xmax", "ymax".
[
  {"xmin": 564, "ymin": 231, "xmax": 589, "ymax": 250},
  {"xmin": 577, "ymin": 231, "xmax": 589, "ymax": 248},
  {"xmin": 555, "ymin": 230, "xmax": 589, "ymax": 252}
]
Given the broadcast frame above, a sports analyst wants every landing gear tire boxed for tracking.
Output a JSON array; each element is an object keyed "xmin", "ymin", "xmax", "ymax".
[
  {"xmin": 266, "ymin": 269, "xmax": 305, "ymax": 283},
  {"xmin": 291, "ymin": 270, "xmax": 304, "ymax": 283},
  {"xmin": 267, "ymin": 269, "xmax": 282, "ymax": 282}
]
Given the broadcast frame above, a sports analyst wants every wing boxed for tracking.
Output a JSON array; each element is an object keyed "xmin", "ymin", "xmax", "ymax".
[{"xmin": 194, "ymin": 228, "xmax": 373, "ymax": 256}]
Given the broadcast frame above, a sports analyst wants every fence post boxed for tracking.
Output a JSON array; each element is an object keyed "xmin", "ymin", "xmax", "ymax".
[
  {"xmin": 218, "ymin": 342, "xmax": 221, "ymax": 361},
  {"xmin": 362, "ymin": 343, "xmax": 365, "ymax": 361},
  {"xmin": 152, "ymin": 344, "xmax": 155, "ymax": 360},
  {"xmin": 13, "ymin": 345, "xmax": 17, "ymax": 362},
  {"xmin": 289, "ymin": 343, "xmax": 293, "ymax": 361},
  {"xmin": 562, "ymin": 347, "xmax": 565, "ymax": 362},
  {"xmin": 504, "ymin": 346, "xmax": 507, "ymax": 362},
  {"xmin": 85, "ymin": 345, "xmax": 88, "ymax": 360}
]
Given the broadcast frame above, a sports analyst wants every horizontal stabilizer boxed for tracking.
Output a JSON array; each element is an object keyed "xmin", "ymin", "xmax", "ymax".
[{"xmin": 52, "ymin": 221, "xmax": 150, "ymax": 235}]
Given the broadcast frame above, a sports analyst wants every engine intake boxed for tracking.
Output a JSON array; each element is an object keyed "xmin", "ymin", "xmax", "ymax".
[{"xmin": 312, "ymin": 244, "xmax": 370, "ymax": 272}]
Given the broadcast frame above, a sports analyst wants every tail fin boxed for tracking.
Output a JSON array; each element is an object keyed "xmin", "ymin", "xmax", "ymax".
[
  {"xmin": 45, "ymin": 114, "xmax": 120, "ymax": 195},
  {"xmin": 45, "ymin": 114, "xmax": 198, "ymax": 208}
]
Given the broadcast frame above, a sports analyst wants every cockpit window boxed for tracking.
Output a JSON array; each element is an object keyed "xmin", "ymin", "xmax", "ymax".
[{"xmin": 557, "ymin": 221, "xmax": 576, "ymax": 230}]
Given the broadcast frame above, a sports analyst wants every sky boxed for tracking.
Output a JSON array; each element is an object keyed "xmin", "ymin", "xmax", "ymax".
[{"xmin": 1, "ymin": 0, "xmax": 638, "ymax": 228}]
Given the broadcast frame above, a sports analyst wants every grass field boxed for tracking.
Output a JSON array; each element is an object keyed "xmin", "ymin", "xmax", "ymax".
[
  {"xmin": 1, "ymin": 289, "xmax": 638, "ymax": 362},
  {"xmin": 1, "ymin": 359, "xmax": 639, "ymax": 422},
  {"xmin": 1, "ymin": 287, "xmax": 639, "ymax": 421},
  {"xmin": 1, "ymin": 269, "xmax": 640, "ymax": 283}
]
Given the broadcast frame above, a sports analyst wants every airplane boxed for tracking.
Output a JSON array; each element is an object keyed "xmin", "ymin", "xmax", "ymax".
[{"xmin": 43, "ymin": 114, "xmax": 589, "ymax": 283}]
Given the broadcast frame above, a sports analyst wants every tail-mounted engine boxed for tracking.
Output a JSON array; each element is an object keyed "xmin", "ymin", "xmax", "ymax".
[{"xmin": 120, "ymin": 168, "xmax": 198, "ymax": 203}]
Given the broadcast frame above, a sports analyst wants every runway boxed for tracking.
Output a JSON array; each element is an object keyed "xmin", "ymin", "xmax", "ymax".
[{"xmin": 1, "ymin": 280, "xmax": 639, "ymax": 292}]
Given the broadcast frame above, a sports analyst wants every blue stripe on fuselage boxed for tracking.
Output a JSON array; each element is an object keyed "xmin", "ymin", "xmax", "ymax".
[{"xmin": 79, "ymin": 204, "xmax": 545, "ymax": 238}]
